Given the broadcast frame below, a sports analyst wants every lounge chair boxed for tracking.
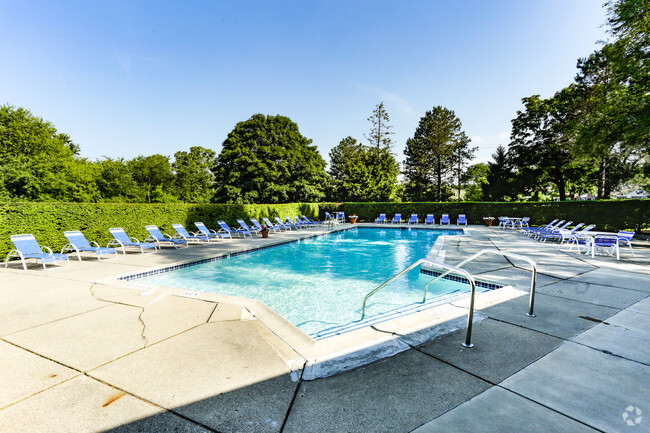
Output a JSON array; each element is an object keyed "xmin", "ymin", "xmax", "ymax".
[
  {"xmin": 195, "ymin": 222, "xmax": 231, "ymax": 241},
  {"xmin": 237, "ymin": 219, "xmax": 261, "ymax": 234},
  {"xmin": 391, "ymin": 213, "xmax": 402, "ymax": 224},
  {"xmin": 539, "ymin": 222, "xmax": 583, "ymax": 243},
  {"xmin": 523, "ymin": 219, "xmax": 560, "ymax": 236},
  {"xmin": 336, "ymin": 212, "xmax": 345, "ymax": 223},
  {"xmin": 286, "ymin": 216, "xmax": 306, "ymax": 229},
  {"xmin": 617, "ymin": 231, "xmax": 635, "ymax": 256},
  {"xmin": 563, "ymin": 224, "xmax": 595, "ymax": 252},
  {"xmin": 5, "ymin": 234, "xmax": 71, "ymax": 270},
  {"xmin": 407, "ymin": 214, "xmax": 418, "ymax": 224},
  {"xmin": 217, "ymin": 220, "xmax": 251, "ymax": 238},
  {"xmin": 296, "ymin": 216, "xmax": 316, "ymax": 227},
  {"xmin": 513, "ymin": 217, "xmax": 530, "ymax": 229},
  {"xmin": 145, "ymin": 225, "xmax": 189, "ymax": 248},
  {"xmin": 424, "ymin": 214, "xmax": 434, "ymax": 225},
  {"xmin": 375, "ymin": 213, "xmax": 386, "ymax": 224},
  {"xmin": 593, "ymin": 231, "xmax": 635, "ymax": 260},
  {"xmin": 273, "ymin": 217, "xmax": 293, "ymax": 231},
  {"xmin": 324, "ymin": 212, "xmax": 339, "ymax": 225},
  {"xmin": 457, "ymin": 214, "xmax": 467, "ymax": 225},
  {"xmin": 440, "ymin": 214, "xmax": 450, "ymax": 225},
  {"xmin": 534, "ymin": 220, "xmax": 572, "ymax": 240},
  {"xmin": 62, "ymin": 230, "xmax": 118, "ymax": 261},
  {"xmin": 108, "ymin": 227, "xmax": 158, "ymax": 254},
  {"xmin": 172, "ymin": 224, "xmax": 210, "ymax": 244},
  {"xmin": 301, "ymin": 215, "xmax": 324, "ymax": 225},
  {"xmin": 264, "ymin": 217, "xmax": 288, "ymax": 232},
  {"xmin": 250, "ymin": 218, "xmax": 265, "ymax": 232}
]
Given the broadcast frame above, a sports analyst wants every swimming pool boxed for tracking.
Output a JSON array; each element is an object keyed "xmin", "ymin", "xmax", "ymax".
[{"xmin": 138, "ymin": 227, "xmax": 479, "ymax": 337}]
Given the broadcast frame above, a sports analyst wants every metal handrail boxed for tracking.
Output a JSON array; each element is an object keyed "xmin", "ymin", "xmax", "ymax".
[
  {"xmin": 361, "ymin": 258, "xmax": 478, "ymax": 347},
  {"xmin": 422, "ymin": 249, "xmax": 537, "ymax": 317}
]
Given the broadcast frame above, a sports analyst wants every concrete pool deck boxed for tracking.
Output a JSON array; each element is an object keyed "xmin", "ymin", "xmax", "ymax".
[{"xmin": 1, "ymin": 224, "xmax": 649, "ymax": 432}]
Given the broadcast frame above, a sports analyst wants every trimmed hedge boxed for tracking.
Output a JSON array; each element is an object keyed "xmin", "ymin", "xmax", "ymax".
[
  {"xmin": 343, "ymin": 200, "xmax": 650, "ymax": 232},
  {"xmin": 0, "ymin": 202, "xmax": 338, "ymax": 258},
  {"xmin": 1, "ymin": 200, "xmax": 647, "ymax": 259}
]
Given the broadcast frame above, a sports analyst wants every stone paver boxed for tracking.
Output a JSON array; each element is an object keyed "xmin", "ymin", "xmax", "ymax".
[{"xmin": 501, "ymin": 342, "xmax": 650, "ymax": 433}]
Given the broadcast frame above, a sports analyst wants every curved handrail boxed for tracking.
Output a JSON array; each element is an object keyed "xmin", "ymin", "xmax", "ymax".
[
  {"xmin": 361, "ymin": 258, "xmax": 478, "ymax": 347},
  {"xmin": 422, "ymin": 249, "xmax": 537, "ymax": 317}
]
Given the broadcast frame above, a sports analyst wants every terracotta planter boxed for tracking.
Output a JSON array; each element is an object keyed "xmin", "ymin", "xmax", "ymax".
[
  {"xmin": 261, "ymin": 229, "xmax": 269, "ymax": 238},
  {"xmin": 484, "ymin": 219, "xmax": 493, "ymax": 227},
  {"xmin": 349, "ymin": 216, "xmax": 358, "ymax": 224}
]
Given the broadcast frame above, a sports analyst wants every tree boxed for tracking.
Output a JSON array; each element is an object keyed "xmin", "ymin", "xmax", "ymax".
[
  {"xmin": 462, "ymin": 163, "xmax": 489, "ymax": 201},
  {"xmin": 96, "ymin": 157, "xmax": 139, "ymax": 202},
  {"xmin": 173, "ymin": 146, "xmax": 216, "ymax": 203},
  {"xmin": 483, "ymin": 145, "xmax": 514, "ymax": 201},
  {"xmin": 0, "ymin": 104, "xmax": 99, "ymax": 202},
  {"xmin": 213, "ymin": 114, "xmax": 328, "ymax": 204},
  {"xmin": 128, "ymin": 154, "xmax": 176, "ymax": 203},
  {"xmin": 365, "ymin": 102, "xmax": 394, "ymax": 149},
  {"xmin": 403, "ymin": 106, "xmax": 472, "ymax": 201},
  {"xmin": 509, "ymin": 89, "xmax": 587, "ymax": 201},
  {"xmin": 451, "ymin": 132, "xmax": 476, "ymax": 199}
]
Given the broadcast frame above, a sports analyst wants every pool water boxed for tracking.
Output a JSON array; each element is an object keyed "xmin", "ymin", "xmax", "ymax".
[{"xmin": 141, "ymin": 227, "xmax": 470, "ymax": 336}]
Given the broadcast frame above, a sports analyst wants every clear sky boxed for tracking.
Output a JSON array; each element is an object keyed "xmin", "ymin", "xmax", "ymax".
[{"xmin": 1, "ymin": 0, "xmax": 608, "ymax": 166}]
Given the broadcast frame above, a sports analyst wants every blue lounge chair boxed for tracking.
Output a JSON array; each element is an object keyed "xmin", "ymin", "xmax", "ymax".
[
  {"xmin": 296, "ymin": 216, "xmax": 316, "ymax": 227},
  {"xmin": 513, "ymin": 217, "xmax": 530, "ymax": 229},
  {"xmin": 250, "ymin": 218, "xmax": 265, "ymax": 231},
  {"xmin": 195, "ymin": 222, "xmax": 231, "ymax": 241},
  {"xmin": 534, "ymin": 220, "xmax": 572, "ymax": 240},
  {"xmin": 375, "ymin": 213, "xmax": 386, "ymax": 224},
  {"xmin": 539, "ymin": 222, "xmax": 583, "ymax": 242},
  {"xmin": 62, "ymin": 230, "xmax": 118, "ymax": 261},
  {"xmin": 286, "ymin": 216, "xmax": 305, "ymax": 229},
  {"xmin": 561, "ymin": 224, "xmax": 595, "ymax": 252},
  {"xmin": 391, "ymin": 213, "xmax": 402, "ymax": 224},
  {"xmin": 145, "ymin": 225, "xmax": 189, "ymax": 248},
  {"xmin": 523, "ymin": 219, "xmax": 560, "ymax": 236},
  {"xmin": 617, "ymin": 231, "xmax": 635, "ymax": 257},
  {"xmin": 457, "ymin": 214, "xmax": 467, "ymax": 225},
  {"xmin": 407, "ymin": 214, "xmax": 418, "ymax": 224},
  {"xmin": 237, "ymin": 219, "xmax": 261, "ymax": 234},
  {"xmin": 337, "ymin": 212, "xmax": 345, "ymax": 223},
  {"xmin": 5, "ymin": 234, "xmax": 70, "ymax": 270},
  {"xmin": 424, "ymin": 214, "xmax": 434, "ymax": 225},
  {"xmin": 264, "ymin": 217, "xmax": 287, "ymax": 232},
  {"xmin": 440, "ymin": 214, "xmax": 450, "ymax": 225},
  {"xmin": 301, "ymin": 215, "xmax": 324, "ymax": 225},
  {"xmin": 108, "ymin": 228, "xmax": 158, "ymax": 254},
  {"xmin": 274, "ymin": 217, "xmax": 293, "ymax": 231},
  {"xmin": 172, "ymin": 224, "xmax": 210, "ymax": 244},
  {"xmin": 217, "ymin": 220, "xmax": 251, "ymax": 238}
]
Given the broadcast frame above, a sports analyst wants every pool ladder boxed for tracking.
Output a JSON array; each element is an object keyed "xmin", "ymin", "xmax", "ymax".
[{"xmin": 361, "ymin": 249, "xmax": 537, "ymax": 348}]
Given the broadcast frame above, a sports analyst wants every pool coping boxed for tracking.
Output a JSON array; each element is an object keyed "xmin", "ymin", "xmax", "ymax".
[{"xmin": 105, "ymin": 224, "xmax": 517, "ymax": 380}]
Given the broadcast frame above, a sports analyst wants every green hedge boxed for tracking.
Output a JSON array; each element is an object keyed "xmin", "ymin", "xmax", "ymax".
[
  {"xmin": 343, "ymin": 200, "xmax": 650, "ymax": 232},
  {"xmin": 0, "ymin": 202, "xmax": 338, "ymax": 258},
  {"xmin": 1, "ymin": 200, "xmax": 647, "ymax": 259}
]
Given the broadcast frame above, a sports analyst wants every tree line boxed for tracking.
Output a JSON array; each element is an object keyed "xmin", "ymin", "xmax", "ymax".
[{"xmin": 1, "ymin": 0, "xmax": 646, "ymax": 204}]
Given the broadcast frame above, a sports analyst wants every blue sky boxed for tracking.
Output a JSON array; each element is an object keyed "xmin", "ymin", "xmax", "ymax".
[{"xmin": 1, "ymin": 1, "xmax": 608, "ymax": 165}]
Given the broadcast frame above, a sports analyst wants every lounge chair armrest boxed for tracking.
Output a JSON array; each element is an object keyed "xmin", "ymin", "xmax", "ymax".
[
  {"xmin": 130, "ymin": 237, "xmax": 140, "ymax": 243},
  {"xmin": 60, "ymin": 243, "xmax": 78, "ymax": 254},
  {"xmin": 107, "ymin": 239, "xmax": 123, "ymax": 248},
  {"xmin": 42, "ymin": 246, "xmax": 55, "ymax": 255},
  {"xmin": 90, "ymin": 241, "xmax": 101, "ymax": 248}
]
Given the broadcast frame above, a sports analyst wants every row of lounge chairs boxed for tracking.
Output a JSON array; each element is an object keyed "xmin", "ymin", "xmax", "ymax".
[
  {"xmin": 5, "ymin": 215, "xmax": 325, "ymax": 270},
  {"xmin": 520, "ymin": 218, "xmax": 635, "ymax": 259},
  {"xmin": 374, "ymin": 213, "xmax": 468, "ymax": 225}
]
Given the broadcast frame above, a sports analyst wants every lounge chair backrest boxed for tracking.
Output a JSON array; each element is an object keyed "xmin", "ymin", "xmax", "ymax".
[
  {"xmin": 557, "ymin": 221, "xmax": 572, "ymax": 230},
  {"xmin": 459, "ymin": 214, "xmax": 466, "ymax": 221},
  {"xmin": 146, "ymin": 225, "xmax": 165, "ymax": 239},
  {"xmin": 172, "ymin": 224, "xmax": 191, "ymax": 237},
  {"xmin": 64, "ymin": 231, "xmax": 92, "ymax": 249},
  {"xmin": 618, "ymin": 231, "xmax": 634, "ymax": 241},
  {"xmin": 251, "ymin": 219, "xmax": 263, "ymax": 230},
  {"xmin": 568, "ymin": 223, "xmax": 585, "ymax": 233},
  {"xmin": 109, "ymin": 228, "xmax": 132, "ymax": 244},
  {"xmin": 263, "ymin": 217, "xmax": 275, "ymax": 226},
  {"xmin": 425, "ymin": 214, "xmax": 434, "ymax": 222},
  {"xmin": 217, "ymin": 221, "xmax": 232, "ymax": 232},
  {"xmin": 10, "ymin": 234, "xmax": 43, "ymax": 255},
  {"xmin": 275, "ymin": 217, "xmax": 286, "ymax": 225}
]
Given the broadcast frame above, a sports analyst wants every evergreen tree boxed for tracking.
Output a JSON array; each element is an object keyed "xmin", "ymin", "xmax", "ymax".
[
  {"xmin": 403, "ymin": 106, "xmax": 472, "ymax": 201},
  {"xmin": 364, "ymin": 102, "xmax": 394, "ymax": 149}
]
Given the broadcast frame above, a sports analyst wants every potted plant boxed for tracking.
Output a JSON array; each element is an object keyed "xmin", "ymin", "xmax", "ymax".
[
  {"xmin": 349, "ymin": 215, "xmax": 358, "ymax": 224},
  {"xmin": 483, "ymin": 216, "xmax": 495, "ymax": 227},
  {"xmin": 261, "ymin": 225, "xmax": 269, "ymax": 238}
]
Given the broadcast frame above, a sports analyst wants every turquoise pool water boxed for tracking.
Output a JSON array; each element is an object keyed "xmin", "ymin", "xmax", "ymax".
[{"xmin": 141, "ymin": 227, "xmax": 470, "ymax": 336}]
